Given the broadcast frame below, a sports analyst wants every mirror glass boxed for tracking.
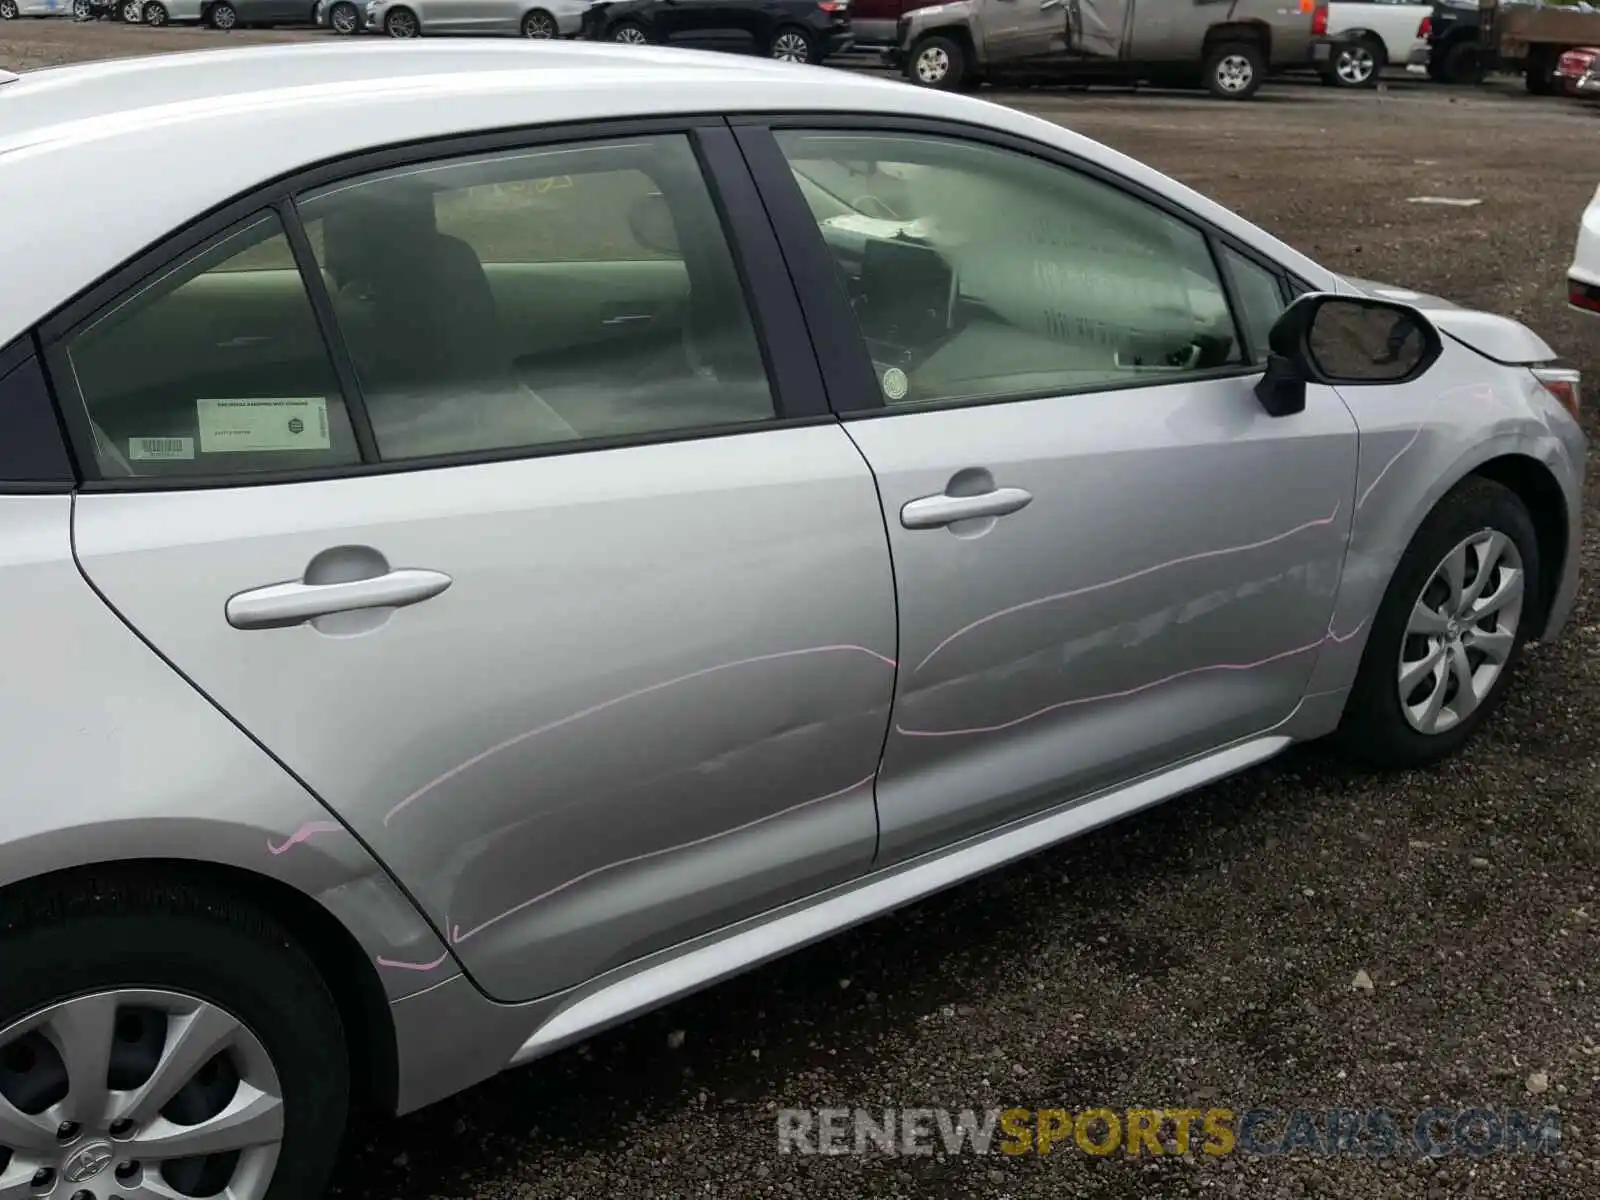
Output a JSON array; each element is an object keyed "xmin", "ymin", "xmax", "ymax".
[
  {"xmin": 1305, "ymin": 298, "xmax": 1428, "ymax": 382},
  {"xmin": 627, "ymin": 192, "xmax": 680, "ymax": 256}
]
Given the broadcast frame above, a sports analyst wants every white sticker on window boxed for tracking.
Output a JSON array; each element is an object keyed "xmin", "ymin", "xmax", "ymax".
[
  {"xmin": 128, "ymin": 437, "xmax": 196, "ymax": 461},
  {"xmin": 196, "ymin": 397, "xmax": 331, "ymax": 453},
  {"xmin": 881, "ymin": 366, "xmax": 909, "ymax": 401}
]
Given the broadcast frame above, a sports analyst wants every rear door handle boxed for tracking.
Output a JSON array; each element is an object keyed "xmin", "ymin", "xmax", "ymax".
[
  {"xmin": 900, "ymin": 487, "xmax": 1033, "ymax": 529},
  {"xmin": 226, "ymin": 569, "xmax": 452, "ymax": 630}
]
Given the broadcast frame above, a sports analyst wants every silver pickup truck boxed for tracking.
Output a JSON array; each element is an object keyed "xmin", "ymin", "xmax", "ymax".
[{"xmin": 891, "ymin": 0, "xmax": 1325, "ymax": 99}]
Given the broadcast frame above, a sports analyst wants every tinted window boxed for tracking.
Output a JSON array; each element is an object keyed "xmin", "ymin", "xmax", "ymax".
[
  {"xmin": 773, "ymin": 131, "xmax": 1246, "ymax": 407},
  {"xmin": 1220, "ymin": 245, "xmax": 1287, "ymax": 364},
  {"xmin": 297, "ymin": 135, "xmax": 776, "ymax": 461},
  {"xmin": 64, "ymin": 212, "xmax": 359, "ymax": 479}
]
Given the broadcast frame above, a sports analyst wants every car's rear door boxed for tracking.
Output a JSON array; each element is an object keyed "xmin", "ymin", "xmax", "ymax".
[
  {"xmin": 51, "ymin": 120, "xmax": 897, "ymax": 1004},
  {"xmin": 736, "ymin": 118, "xmax": 1358, "ymax": 864}
]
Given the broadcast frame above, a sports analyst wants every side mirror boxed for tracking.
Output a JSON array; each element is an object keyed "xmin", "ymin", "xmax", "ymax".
[{"xmin": 1254, "ymin": 292, "xmax": 1442, "ymax": 418}]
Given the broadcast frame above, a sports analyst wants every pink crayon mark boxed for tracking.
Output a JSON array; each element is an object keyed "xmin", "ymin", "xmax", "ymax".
[
  {"xmin": 912, "ymin": 503, "xmax": 1342, "ymax": 674},
  {"xmin": 384, "ymin": 645, "xmax": 894, "ymax": 826},
  {"xmin": 376, "ymin": 951, "xmax": 451, "ymax": 972},
  {"xmin": 897, "ymin": 622, "xmax": 1367, "ymax": 739},
  {"xmin": 448, "ymin": 771, "xmax": 878, "ymax": 946},
  {"xmin": 266, "ymin": 821, "xmax": 343, "ymax": 856}
]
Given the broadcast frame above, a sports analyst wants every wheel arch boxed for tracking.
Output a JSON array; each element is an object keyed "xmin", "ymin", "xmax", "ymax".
[
  {"xmin": 0, "ymin": 856, "xmax": 402, "ymax": 1115},
  {"xmin": 1469, "ymin": 453, "xmax": 1569, "ymax": 638},
  {"xmin": 912, "ymin": 24, "xmax": 978, "ymax": 67},
  {"xmin": 1203, "ymin": 20, "xmax": 1271, "ymax": 59}
]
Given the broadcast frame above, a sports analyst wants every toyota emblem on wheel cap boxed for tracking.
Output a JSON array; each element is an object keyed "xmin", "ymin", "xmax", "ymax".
[{"xmin": 63, "ymin": 1140, "xmax": 115, "ymax": 1183}]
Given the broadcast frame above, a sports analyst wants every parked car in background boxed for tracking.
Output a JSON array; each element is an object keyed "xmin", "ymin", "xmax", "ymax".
[
  {"xmin": 313, "ymin": 0, "xmax": 364, "ymax": 31},
  {"xmin": 1315, "ymin": 0, "xmax": 1431, "ymax": 87},
  {"xmin": 1556, "ymin": 43, "xmax": 1600, "ymax": 94},
  {"xmin": 368, "ymin": 0, "xmax": 590, "ymax": 36},
  {"xmin": 849, "ymin": 0, "xmax": 922, "ymax": 48},
  {"xmin": 581, "ymin": 0, "xmax": 853, "ymax": 63},
  {"xmin": 1571, "ymin": 181, "xmax": 1600, "ymax": 315},
  {"xmin": 0, "ymin": 0, "xmax": 73, "ymax": 19},
  {"xmin": 1426, "ymin": 0, "xmax": 1482, "ymax": 81},
  {"xmin": 139, "ymin": 0, "xmax": 320, "ymax": 26},
  {"xmin": 894, "ymin": 0, "xmax": 1322, "ymax": 99}
]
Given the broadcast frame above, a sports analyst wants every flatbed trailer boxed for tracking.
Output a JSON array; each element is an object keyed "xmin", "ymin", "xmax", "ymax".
[{"xmin": 1478, "ymin": 0, "xmax": 1600, "ymax": 92}]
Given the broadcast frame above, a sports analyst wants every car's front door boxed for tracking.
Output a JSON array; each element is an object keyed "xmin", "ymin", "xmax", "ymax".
[
  {"xmin": 53, "ymin": 123, "xmax": 897, "ymax": 1004},
  {"xmin": 743, "ymin": 122, "xmax": 1358, "ymax": 863},
  {"xmin": 981, "ymin": 0, "xmax": 1071, "ymax": 65}
]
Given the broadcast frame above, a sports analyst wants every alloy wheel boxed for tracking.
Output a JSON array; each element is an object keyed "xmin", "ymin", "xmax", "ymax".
[
  {"xmin": 0, "ymin": 1, "xmax": 18, "ymax": 21},
  {"xmin": 771, "ymin": 31, "xmax": 809, "ymax": 62},
  {"xmin": 1335, "ymin": 45, "xmax": 1376, "ymax": 85},
  {"xmin": 211, "ymin": 2, "xmax": 236, "ymax": 28},
  {"xmin": 1397, "ymin": 529, "xmax": 1524, "ymax": 735},
  {"xmin": 522, "ymin": 10, "xmax": 554, "ymax": 36},
  {"xmin": 1214, "ymin": 54, "xmax": 1254, "ymax": 93},
  {"xmin": 330, "ymin": 1, "xmax": 357, "ymax": 31},
  {"xmin": 72, "ymin": 0, "xmax": 92, "ymax": 17},
  {"xmin": 915, "ymin": 45, "xmax": 950, "ymax": 84},
  {"xmin": 386, "ymin": 7, "xmax": 416, "ymax": 35},
  {"xmin": 611, "ymin": 24, "xmax": 645, "ymax": 42},
  {"xmin": 0, "ymin": 989, "xmax": 284, "ymax": 1200}
]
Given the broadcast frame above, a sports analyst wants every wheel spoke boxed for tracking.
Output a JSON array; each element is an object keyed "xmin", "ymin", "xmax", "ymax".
[
  {"xmin": 1460, "ymin": 531, "xmax": 1506, "ymax": 608},
  {"xmin": 1399, "ymin": 642, "xmax": 1446, "ymax": 694},
  {"xmin": 129, "ymin": 1085, "xmax": 283, "ymax": 1161},
  {"xmin": 45, "ymin": 992, "xmax": 120, "ymax": 1126},
  {"xmin": 0, "ymin": 1094, "xmax": 55, "ymax": 1154},
  {"xmin": 1469, "ymin": 567, "xmax": 1523, "ymax": 620},
  {"xmin": 1439, "ymin": 542, "xmax": 1469, "ymax": 611},
  {"xmin": 1416, "ymin": 652, "xmax": 1452, "ymax": 730},
  {"xmin": 1466, "ymin": 627, "xmax": 1515, "ymax": 664},
  {"xmin": 0, "ymin": 1158, "xmax": 45, "ymax": 1200},
  {"xmin": 1448, "ymin": 641, "xmax": 1480, "ymax": 719},
  {"xmin": 116, "ymin": 1002, "xmax": 241, "ymax": 1127},
  {"xmin": 1407, "ymin": 601, "xmax": 1449, "ymax": 636}
]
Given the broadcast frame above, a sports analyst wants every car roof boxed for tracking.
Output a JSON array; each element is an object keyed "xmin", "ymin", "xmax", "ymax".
[{"xmin": 0, "ymin": 41, "xmax": 1333, "ymax": 347}]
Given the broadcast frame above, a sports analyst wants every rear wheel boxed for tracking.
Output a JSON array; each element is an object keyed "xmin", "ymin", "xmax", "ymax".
[
  {"xmin": 208, "ymin": 0, "xmax": 236, "ymax": 28},
  {"xmin": 1338, "ymin": 477, "xmax": 1541, "ymax": 768},
  {"xmin": 521, "ymin": 8, "xmax": 555, "ymax": 36},
  {"xmin": 0, "ymin": 1, "xmax": 18, "ymax": 21},
  {"xmin": 1526, "ymin": 48, "xmax": 1558, "ymax": 94},
  {"xmin": 0, "ymin": 874, "xmax": 350, "ymax": 1200},
  {"xmin": 120, "ymin": 0, "xmax": 140, "ymax": 20},
  {"xmin": 1434, "ymin": 39, "xmax": 1484, "ymax": 84},
  {"xmin": 328, "ymin": 0, "xmax": 358, "ymax": 31},
  {"xmin": 908, "ymin": 34, "xmax": 966, "ymax": 90},
  {"xmin": 1203, "ymin": 39, "xmax": 1265, "ymax": 99},
  {"xmin": 769, "ymin": 25, "xmax": 816, "ymax": 63},
  {"xmin": 142, "ymin": 0, "xmax": 167, "ymax": 22},
  {"xmin": 1326, "ymin": 36, "xmax": 1384, "ymax": 87},
  {"xmin": 384, "ymin": 4, "xmax": 417, "ymax": 35},
  {"xmin": 72, "ymin": 0, "xmax": 91, "ymax": 18}
]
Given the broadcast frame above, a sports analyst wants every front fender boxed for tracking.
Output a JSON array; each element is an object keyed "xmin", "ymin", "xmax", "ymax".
[
  {"xmin": 1303, "ymin": 358, "xmax": 1583, "ymax": 697},
  {"xmin": 0, "ymin": 495, "xmax": 456, "ymax": 1000}
]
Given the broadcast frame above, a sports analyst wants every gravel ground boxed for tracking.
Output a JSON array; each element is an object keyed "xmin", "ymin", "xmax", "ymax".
[{"xmin": 6, "ymin": 25, "xmax": 1600, "ymax": 1198}]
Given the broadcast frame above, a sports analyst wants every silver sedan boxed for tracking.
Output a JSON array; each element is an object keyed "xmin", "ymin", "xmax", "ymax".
[{"xmin": 365, "ymin": 0, "xmax": 592, "ymax": 37}]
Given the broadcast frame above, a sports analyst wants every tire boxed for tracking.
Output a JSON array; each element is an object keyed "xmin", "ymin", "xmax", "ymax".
[
  {"xmin": 1326, "ymin": 36, "xmax": 1384, "ymax": 88},
  {"xmin": 72, "ymin": 0, "xmax": 91, "ymax": 17},
  {"xmin": 520, "ymin": 7, "xmax": 555, "ymax": 37},
  {"xmin": 0, "ymin": 872, "xmax": 349, "ymax": 1200},
  {"xmin": 383, "ymin": 4, "xmax": 417, "ymax": 35},
  {"xmin": 1435, "ymin": 40, "xmax": 1484, "ymax": 85},
  {"xmin": 121, "ymin": 0, "xmax": 141, "ymax": 20},
  {"xmin": 907, "ymin": 34, "xmax": 965, "ymax": 90},
  {"xmin": 1338, "ymin": 476, "xmax": 1541, "ymax": 769},
  {"xmin": 768, "ymin": 24, "xmax": 815, "ymax": 63},
  {"xmin": 208, "ymin": 0, "xmax": 236, "ymax": 28},
  {"xmin": 1203, "ymin": 39, "xmax": 1265, "ymax": 99},
  {"xmin": 1525, "ymin": 54, "xmax": 1557, "ymax": 95},
  {"xmin": 142, "ymin": 0, "xmax": 167, "ymax": 23},
  {"xmin": 0, "ymin": 1, "xmax": 17, "ymax": 20},
  {"xmin": 328, "ymin": 0, "xmax": 358, "ymax": 31},
  {"xmin": 608, "ymin": 19, "xmax": 647, "ymax": 43}
]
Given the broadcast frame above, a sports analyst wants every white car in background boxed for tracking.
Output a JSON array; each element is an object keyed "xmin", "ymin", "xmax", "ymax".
[
  {"xmin": 365, "ymin": 0, "xmax": 592, "ymax": 37},
  {"xmin": 1320, "ymin": 0, "xmax": 1433, "ymax": 87},
  {"xmin": 1570, "ymin": 182, "xmax": 1600, "ymax": 316}
]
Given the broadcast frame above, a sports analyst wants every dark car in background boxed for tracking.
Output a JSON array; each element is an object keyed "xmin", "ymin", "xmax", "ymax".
[{"xmin": 581, "ymin": 0, "xmax": 853, "ymax": 62}]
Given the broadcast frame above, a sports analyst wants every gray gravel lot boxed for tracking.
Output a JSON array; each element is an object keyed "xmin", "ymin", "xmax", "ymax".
[{"xmin": 4, "ymin": 27, "xmax": 1600, "ymax": 1196}]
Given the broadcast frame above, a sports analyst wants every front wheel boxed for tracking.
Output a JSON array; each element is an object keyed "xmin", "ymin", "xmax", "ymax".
[
  {"xmin": 0, "ymin": 874, "xmax": 350, "ymax": 1200},
  {"xmin": 521, "ymin": 8, "xmax": 556, "ymax": 37},
  {"xmin": 1203, "ymin": 39, "xmax": 1265, "ymax": 99},
  {"xmin": 328, "ymin": 0, "xmax": 358, "ymax": 30},
  {"xmin": 120, "ymin": 0, "xmax": 141, "ymax": 20},
  {"xmin": 907, "ymin": 34, "xmax": 966, "ymax": 90},
  {"xmin": 208, "ymin": 0, "xmax": 236, "ymax": 28},
  {"xmin": 608, "ymin": 19, "xmax": 648, "ymax": 43},
  {"xmin": 141, "ymin": 0, "xmax": 167, "ymax": 23},
  {"xmin": 0, "ymin": 1, "xmax": 18, "ymax": 21},
  {"xmin": 384, "ymin": 4, "xmax": 417, "ymax": 35},
  {"xmin": 1338, "ymin": 476, "xmax": 1541, "ymax": 768},
  {"xmin": 71, "ymin": 0, "xmax": 92, "ymax": 17},
  {"xmin": 1326, "ymin": 37, "xmax": 1384, "ymax": 88}
]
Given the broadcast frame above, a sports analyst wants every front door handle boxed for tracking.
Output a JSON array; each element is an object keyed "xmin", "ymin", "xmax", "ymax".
[
  {"xmin": 900, "ymin": 486, "xmax": 1033, "ymax": 529},
  {"xmin": 226, "ymin": 568, "xmax": 452, "ymax": 630}
]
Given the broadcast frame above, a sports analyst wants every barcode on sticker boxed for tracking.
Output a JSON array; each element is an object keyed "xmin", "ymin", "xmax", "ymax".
[{"xmin": 128, "ymin": 437, "xmax": 195, "ymax": 461}]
